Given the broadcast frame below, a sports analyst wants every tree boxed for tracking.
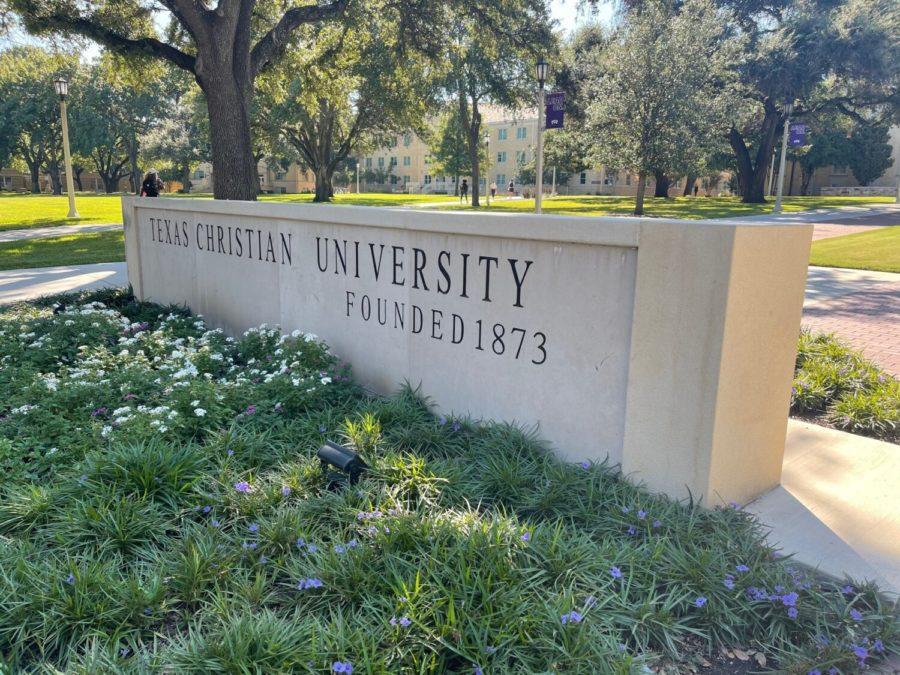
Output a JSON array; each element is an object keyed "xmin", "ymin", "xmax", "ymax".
[
  {"xmin": 440, "ymin": 1, "xmax": 554, "ymax": 208},
  {"xmin": 721, "ymin": 0, "xmax": 898, "ymax": 202},
  {"xmin": 8, "ymin": 0, "xmax": 521, "ymax": 201},
  {"xmin": 0, "ymin": 46, "xmax": 75, "ymax": 193},
  {"xmin": 263, "ymin": 6, "xmax": 432, "ymax": 202},
  {"xmin": 789, "ymin": 124, "xmax": 851, "ymax": 195},
  {"xmin": 429, "ymin": 107, "xmax": 475, "ymax": 195},
  {"xmin": 585, "ymin": 0, "xmax": 727, "ymax": 214},
  {"xmin": 848, "ymin": 124, "xmax": 894, "ymax": 186},
  {"xmin": 515, "ymin": 129, "xmax": 586, "ymax": 187}
]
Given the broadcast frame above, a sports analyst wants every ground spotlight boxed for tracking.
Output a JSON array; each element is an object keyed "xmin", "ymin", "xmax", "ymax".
[{"xmin": 317, "ymin": 440, "xmax": 367, "ymax": 489}]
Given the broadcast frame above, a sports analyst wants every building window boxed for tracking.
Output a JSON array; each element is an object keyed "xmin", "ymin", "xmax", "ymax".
[
  {"xmin": 498, "ymin": 128, "xmax": 508, "ymax": 140},
  {"xmin": 579, "ymin": 172, "xmax": 587, "ymax": 185},
  {"xmin": 403, "ymin": 134, "xmax": 411, "ymax": 147},
  {"xmin": 365, "ymin": 158, "xmax": 372, "ymax": 168},
  {"xmin": 378, "ymin": 157, "xmax": 385, "ymax": 168},
  {"xmin": 497, "ymin": 173, "xmax": 505, "ymax": 186},
  {"xmin": 390, "ymin": 175, "xmax": 398, "ymax": 184},
  {"xmin": 515, "ymin": 150, "xmax": 526, "ymax": 163},
  {"xmin": 389, "ymin": 156, "xmax": 397, "ymax": 167},
  {"xmin": 516, "ymin": 127, "xmax": 527, "ymax": 140},
  {"xmin": 275, "ymin": 171, "xmax": 286, "ymax": 180},
  {"xmin": 424, "ymin": 174, "xmax": 432, "ymax": 184},
  {"xmin": 403, "ymin": 175, "xmax": 410, "ymax": 184},
  {"xmin": 497, "ymin": 151, "xmax": 507, "ymax": 163},
  {"xmin": 2, "ymin": 176, "xmax": 12, "ymax": 189},
  {"xmin": 403, "ymin": 156, "xmax": 411, "ymax": 166}
]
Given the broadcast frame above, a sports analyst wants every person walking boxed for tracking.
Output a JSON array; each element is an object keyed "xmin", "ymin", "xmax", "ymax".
[
  {"xmin": 141, "ymin": 168, "xmax": 163, "ymax": 197},
  {"xmin": 460, "ymin": 178, "xmax": 469, "ymax": 203},
  {"xmin": 490, "ymin": 181, "xmax": 497, "ymax": 199},
  {"xmin": 693, "ymin": 183, "xmax": 699, "ymax": 197},
  {"xmin": 507, "ymin": 180, "xmax": 515, "ymax": 196}
]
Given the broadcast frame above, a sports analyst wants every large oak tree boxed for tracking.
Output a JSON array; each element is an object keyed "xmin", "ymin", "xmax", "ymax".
[{"xmin": 7, "ymin": 0, "xmax": 510, "ymax": 200}]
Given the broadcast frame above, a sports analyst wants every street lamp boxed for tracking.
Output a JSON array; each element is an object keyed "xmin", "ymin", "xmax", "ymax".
[
  {"xmin": 484, "ymin": 131, "xmax": 491, "ymax": 206},
  {"xmin": 773, "ymin": 101, "xmax": 794, "ymax": 215},
  {"xmin": 53, "ymin": 77, "xmax": 79, "ymax": 219},
  {"xmin": 534, "ymin": 57, "xmax": 549, "ymax": 214}
]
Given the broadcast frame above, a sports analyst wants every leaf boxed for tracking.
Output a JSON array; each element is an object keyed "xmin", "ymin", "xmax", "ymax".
[{"xmin": 733, "ymin": 649, "xmax": 749, "ymax": 661}]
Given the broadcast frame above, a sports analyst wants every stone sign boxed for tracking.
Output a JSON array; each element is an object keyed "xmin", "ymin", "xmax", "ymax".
[{"xmin": 124, "ymin": 198, "xmax": 812, "ymax": 505}]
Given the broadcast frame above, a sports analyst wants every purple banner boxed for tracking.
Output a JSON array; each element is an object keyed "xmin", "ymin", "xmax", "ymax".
[
  {"xmin": 788, "ymin": 123, "xmax": 807, "ymax": 147},
  {"xmin": 545, "ymin": 91, "xmax": 565, "ymax": 129}
]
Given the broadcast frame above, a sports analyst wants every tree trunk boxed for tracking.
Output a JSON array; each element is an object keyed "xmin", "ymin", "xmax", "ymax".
[
  {"xmin": 29, "ymin": 163, "xmax": 41, "ymax": 193},
  {"xmin": 198, "ymin": 68, "xmax": 259, "ymax": 201},
  {"xmin": 729, "ymin": 105, "xmax": 782, "ymax": 204},
  {"xmin": 313, "ymin": 166, "xmax": 334, "ymax": 203},
  {"xmin": 103, "ymin": 175, "xmax": 119, "ymax": 194},
  {"xmin": 73, "ymin": 167, "xmax": 84, "ymax": 191},
  {"xmin": 181, "ymin": 161, "xmax": 192, "ymax": 193},
  {"xmin": 683, "ymin": 175, "xmax": 696, "ymax": 196},
  {"xmin": 634, "ymin": 172, "xmax": 647, "ymax": 216},
  {"xmin": 47, "ymin": 163, "xmax": 62, "ymax": 195},
  {"xmin": 652, "ymin": 171, "xmax": 671, "ymax": 198},
  {"xmin": 126, "ymin": 136, "xmax": 141, "ymax": 195}
]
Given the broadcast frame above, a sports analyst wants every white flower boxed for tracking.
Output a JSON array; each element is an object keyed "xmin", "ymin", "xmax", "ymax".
[
  {"xmin": 194, "ymin": 408, "xmax": 207, "ymax": 417},
  {"xmin": 191, "ymin": 400, "xmax": 200, "ymax": 406},
  {"xmin": 320, "ymin": 376, "xmax": 332, "ymax": 385}
]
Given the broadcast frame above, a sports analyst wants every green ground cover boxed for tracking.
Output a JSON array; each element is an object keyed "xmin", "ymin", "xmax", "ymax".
[
  {"xmin": 792, "ymin": 331, "xmax": 899, "ymax": 442},
  {"xmin": 0, "ymin": 230, "xmax": 125, "ymax": 270},
  {"xmin": 0, "ymin": 193, "xmax": 458, "ymax": 232},
  {"xmin": 438, "ymin": 195, "xmax": 895, "ymax": 219},
  {"xmin": 0, "ymin": 288, "xmax": 896, "ymax": 672},
  {"xmin": 809, "ymin": 227, "xmax": 900, "ymax": 274}
]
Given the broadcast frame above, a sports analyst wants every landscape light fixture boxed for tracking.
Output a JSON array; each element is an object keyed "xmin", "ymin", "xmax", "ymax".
[
  {"xmin": 53, "ymin": 77, "xmax": 79, "ymax": 219},
  {"xmin": 53, "ymin": 77, "xmax": 68, "ymax": 99},
  {"xmin": 534, "ymin": 57, "xmax": 550, "ymax": 214},
  {"xmin": 317, "ymin": 440, "xmax": 367, "ymax": 489}
]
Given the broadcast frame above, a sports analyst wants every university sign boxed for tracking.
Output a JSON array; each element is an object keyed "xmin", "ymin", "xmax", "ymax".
[{"xmin": 125, "ymin": 198, "xmax": 812, "ymax": 504}]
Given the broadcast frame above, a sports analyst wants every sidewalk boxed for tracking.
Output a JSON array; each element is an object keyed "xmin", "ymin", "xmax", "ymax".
[
  {"xmin": 804, "ymin": 266, "xmax": 900, "ymax": 376},
  {"xmin": 0, "ymin": 262, "xmax": 127, "ymax": 305},
  {"xmin": 0, "ymin": 222, "xmax": 121, "ymax": 243},
  {"xmin": 748, "ymin": 420, "xmax": 900, "ymax": 595}
]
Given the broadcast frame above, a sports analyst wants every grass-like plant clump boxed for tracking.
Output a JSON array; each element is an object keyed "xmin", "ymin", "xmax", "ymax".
[
  {"xmin": 0, "ymin": 289, "xmax": 897, "ymax": 673},
  {"xmin": 792, "ymin": 330, "xmax": 899, "ymax": 442}
]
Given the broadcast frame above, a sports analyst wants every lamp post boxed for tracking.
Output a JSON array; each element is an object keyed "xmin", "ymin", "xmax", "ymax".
[
  {"xmin": 773, "ymin": 102, "xmax": 793, "ymax": 215},
  {"xmin": 484, "ymin": 131, "xmax": 491, "ymax": 206},
  {"xmin": 53, "ymin": 77, "xmax": 79, "ymax": 219},
  {"xmin": 534, "ymin": 57, "xmax": 549, "ymax": 214},
  {"xmin": 356, "ymin": 161, "xmax": 360, "ymax": 195}
]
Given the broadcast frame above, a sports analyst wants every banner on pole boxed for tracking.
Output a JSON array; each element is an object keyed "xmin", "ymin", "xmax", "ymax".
[
  {"xmin": 545, "ymin": 92, "xmax": 565, "ymax": 129},
  {"xmin": 788, "ymin": 123, "xmax": 807, "ymax": 147}
]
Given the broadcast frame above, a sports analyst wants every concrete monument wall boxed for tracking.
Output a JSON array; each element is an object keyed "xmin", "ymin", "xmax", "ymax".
[{"xmin": 123, "ymin": 197, "xmax": 811, "ymax": 505}]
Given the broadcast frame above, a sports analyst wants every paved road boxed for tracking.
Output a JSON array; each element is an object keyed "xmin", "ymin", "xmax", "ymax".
[
  {"xmin": 0, "ymin": 262, "xmax": 127, "ymax": 305},
  {"xmin": 803, "ymin": 266, "xmax": 900, "ymax": 376},
  {"xmin": 0, "ymin": 223, "xmax": 121, "ymax": 243}
]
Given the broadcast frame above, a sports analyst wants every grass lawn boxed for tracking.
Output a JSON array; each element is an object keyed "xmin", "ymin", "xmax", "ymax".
[
  {"xmin": 809, "ymin": 227, "xmax": 900, "ymax": 274},
  {"xmin": 0, "ymin": 288, "xmax": 896, "ymax": 672},
  {"xmin": 438, "ymin": 195, "xmax": 896, "ymax": 219},
  {"xmin": 0, "ymin": 192, "xmax": 459, "ymax": 232},
  {"xmin": 0, "ymin": 230, "xmax": 125, "ymax": 270}
]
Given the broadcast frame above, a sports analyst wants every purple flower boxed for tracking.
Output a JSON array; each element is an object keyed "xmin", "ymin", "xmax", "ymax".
[
  {"xmin": 808, "ymin": 670, "xmax": 821, "ymax": 675},
  {"xmin": 227, "ymin": 448, "xmax": 234, "ymax": 456},
  {"xmin": 561, "ymin": 610, "xmax": 583, "ymax": 624},
  {"xmin": 120, "ymin": 647, "xmax": 131, "ymax": 658},
  {"xmin": 274, "ymin": 403, "xmax": 283, "ymax": 413},
  {"xmin": 729, "ymin": 501, "xmax": 742, "ymax": 510},
  {"xmin": 332, "ymin": 661, "xmax": 353, "ymax": 673},
  {"xmin": 66, "ymin": 573, "xmax": 75, "ymax": 585},
  {"xmin": 723, "ymin": 578, "xmax": 735, "ymax": 590},
  {"xmin": 520, "ymin": 532, "xmax": 531, "ymax": 542},
  {"xmin": 334, "ymin": 544, "xmax": 346, "ymax": 554},
  {"xmin": 849, "ymin": 608, "xmax": 863, "ymax": 621},
  {"xmin": 281, "ymin": 486, "xmax": 291, "ymax": 496},
  {"xmin": 473, "ymin": 666, "xmax": 484, "ymax": 675},
  {"xmin": 400, "ymin": 616, "xmax": 412, "ymax": 627},
  {"xmin": 306, "ymin": 543, "xmax": 318, "ymax": 553},
  {"xmin": 694, "ymin": 596, "xmax": 707, "ymax": 608},
  {"xmin": 841, "ymin": 584, "xmax": 854, "ymax": 595},
  {"xmin": 735, "ymin": 564, "xmax": 749, "ymax": 573},
  {"xmin": 234, "ymin": 481, "xmax": 251, "ymax": 493},
  {"xmin": 637, "ymin": 510, "xmax": 647, "ymax": 520},
  {"xmin": 248, "ymin": 523, "xmax": 259, "ymax": 533},
  {"xmin": 319, "ymin": 425, "xmax": 327, "ymax": 433},
  {"xmin": 627, "ymin": 526, "xmax": 637, "ymax": 536},
  {"xmin": 298, "ymin": 577, "xmax": 323, "ymax": 590},
  {"xmin": 787, "ymin": 607, "xmax": 798, "ymax": 619},
  {"xmin": 853, "ymin": 644, "xmax": 868, "ymax": 663},
  {"xmin": 781, "ymin": 592, "xmax": 798, "ymax": 607},
  {"xmin": 259, "ymin": 555, "xmax": 269, "ymax": 564},
  {"xmin": 438, "ymin": 415, "xmax": 447, "ymax": 425},
  {"xmin": 245, "ymin": 405, "xmax": 256, "ymax": 415},
  {"xmin": 202, "ymin": 505, "xmax": 212, "ymax": 514},
  {"xmin": 584, "ymin": 595, "xmax": 597, "ymax": 609},
  {"xmin": 579, "ymin": 460, "xmax": 590, "ymax": 470},
  {"xmin": 610, "ymin": 566, "xmax": 622, "ymax": 579},
  {"xmin": 211, "ymin": 519, "xmax": 221, "ymax": 527},
  {"xmin": 652, "ymin": 519, "xmax": 662, "ymax": 528},
  {"xmin": 78, "ymin": 474, "xmax": 88, "ymax": 484},
  {"xmin": 451, "ymin": 421, "xmax": 462, "ymax": 432},
  {"xmin": 873, "ymin": 639, "xmax": 884, "ymax": 653},
  {"xmin": 484, "ymin": 646, "xmax": 497, "ymax": 654},
  {"xmin": 621, "ymin": 506, "xmax": 630, "ymax": 514}
]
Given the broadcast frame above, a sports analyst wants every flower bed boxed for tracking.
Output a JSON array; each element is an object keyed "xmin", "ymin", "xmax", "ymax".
[
  {"xmin": 0, "ymin": 289, "xmax": 896, "ymax": 672},
  {"xmin": 792, "ymin": 331, "xmax": 899, "ymax": 443}
]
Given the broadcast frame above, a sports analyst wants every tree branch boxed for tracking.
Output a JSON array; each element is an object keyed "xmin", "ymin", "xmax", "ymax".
[
  {"xmin": 37, "ymin": 12, "xmax": 196, "ymax": 72},
  {"xmin": 250, "ymin": 0, "xmax": 348, "ymax": 78}
]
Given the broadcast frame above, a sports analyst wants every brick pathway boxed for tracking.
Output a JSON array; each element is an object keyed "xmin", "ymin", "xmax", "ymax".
[{"xmin": 803, "ymin": 266, "xmax": 900, "ymax": 376}]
